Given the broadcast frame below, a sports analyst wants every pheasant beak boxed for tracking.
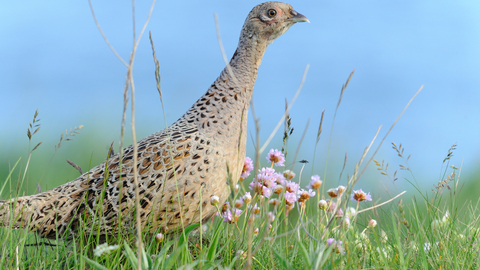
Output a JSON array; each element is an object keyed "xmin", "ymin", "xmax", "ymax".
[{"xmin": 289, "ymin": 10, "xmax": 309, "ymax": 23}]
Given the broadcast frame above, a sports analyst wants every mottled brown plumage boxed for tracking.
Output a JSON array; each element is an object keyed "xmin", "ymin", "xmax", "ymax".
[{"xmin": 0, "ymin": 2, "xmax": 308, "ymax": 240}]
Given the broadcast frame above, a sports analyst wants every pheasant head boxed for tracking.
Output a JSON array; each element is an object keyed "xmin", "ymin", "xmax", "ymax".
[
  {"xmin": 236, "ymin": 2, "xmax": 308, "ymax": 69},
  {"xmin": 241, "ymin": 2, "xmax": 309, "ymax": 45}
]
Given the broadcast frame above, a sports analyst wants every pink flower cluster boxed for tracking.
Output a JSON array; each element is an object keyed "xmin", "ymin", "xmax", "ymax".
[
  {"xmin": 220, "ymin": 202, "xmax": 242, "ymax": 224},
  {"xmin": 327, "ymin": 238, "xmax": 344, "ymax": 254},
  {"xmin": 246, "ymin": 150, "xmax": 316, "ymax": 212}
]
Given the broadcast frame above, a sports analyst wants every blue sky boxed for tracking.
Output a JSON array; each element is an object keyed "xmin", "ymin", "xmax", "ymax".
[{"xmin": 1, "ymin": 1, "xmax": 479, "ymax": 196}]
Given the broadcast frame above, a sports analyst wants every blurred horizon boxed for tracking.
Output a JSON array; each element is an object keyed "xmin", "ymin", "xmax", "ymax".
[{"xmin": 1, "ymin": 1, "xmax": 479, "ymax": 200}]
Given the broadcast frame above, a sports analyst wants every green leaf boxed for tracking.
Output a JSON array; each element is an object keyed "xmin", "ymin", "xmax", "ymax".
[
  {"xmin": 296, "ymin": 238, "xmax": 311, "ymax": 268},
  {"xmin": 207, "ymin": 221, "xmax": 224, "ymax": 261},
  {"xmin": 312, "ymin": 244, "xmax": 330, "ymax": 270},
  {"xmin": 177, "ymin": 260, "xmax": 200, "ymax": 270},
  {"xmin": 123, "ymin": 241, "xmax": 139, "ymax": 270},
  {"xmin": 82, "ymin": 256, "xmax": 109, "ymax": 270},
  {"xmin": 142, "ymin": 246, "xmax": 150, "ymax": 270}
]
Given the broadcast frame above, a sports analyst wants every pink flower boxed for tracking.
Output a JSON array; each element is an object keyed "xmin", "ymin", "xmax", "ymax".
[
  {"xmin": 351, "ymin": 189, "xmax": 372, "ymax": 202},
  {"xmin": 307, "ymin": 175, "xmax": 323, "ymax": 189},
  {"xmin": 284, "ymin": 191, "xmax": 297, "ymax": 204},
  {"xmin": 240, "ymin": 157, "xmax": 254, "ymax": 180},
  {"xmin": 262, "ymin": 186, "xmax": 272, "ymax": 198},
  {"xmin": 297, "ymin": 189, "xmax": 316, "ymax": 203},
  {"xmin": 255, "ymin": 167, "xmax": 277, "ymax": 188},
  {"xmin": 249, "ymin": 181, "xmax": 263, "ymax": 193},
  {"xmin": 266, "ymin": 149, "xmax": 285, "ymax": 167},
  {"xmin": 274, "ymin": 173, "xmax": 286, "ymax": 185},
  {"xmin": 286, "ymin": 181, "xmax": 300, "ymax": 193},
  {"xmin": 222, "ymin": 208, "xmax": 242, "ymax": 224},
  {"xmin": 326, "ymin": 238, "xmax": 336, "ymax": 246},
  {"xmin": 326, "ymin": 238, "xmax": 344, "ymax": 254},
  {"xmin": 248, "ymin": 181, "xmax": 272, "ymax": 198}
]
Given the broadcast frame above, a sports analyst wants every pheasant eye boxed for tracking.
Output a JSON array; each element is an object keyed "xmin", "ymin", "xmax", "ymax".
[{"xmin": 267, "ymin": 9, "xmax": 277, "ymax": 17}]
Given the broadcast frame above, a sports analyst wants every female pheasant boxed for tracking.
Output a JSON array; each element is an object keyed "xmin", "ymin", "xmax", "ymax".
[{"xmin": 0, "ymin": 2, "xmax": 308, "ymax": 240}]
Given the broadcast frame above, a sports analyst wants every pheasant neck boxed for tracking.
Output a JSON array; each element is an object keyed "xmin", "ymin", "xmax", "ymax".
[{"xmin": 185, "ymin": 35, "xmax": 269, "ymax": 135}]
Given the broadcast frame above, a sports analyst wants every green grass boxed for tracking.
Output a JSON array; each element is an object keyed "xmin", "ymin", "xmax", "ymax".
[{"xmin": 1, "ymin": 134, "xmax": 479, "ymax": 269}]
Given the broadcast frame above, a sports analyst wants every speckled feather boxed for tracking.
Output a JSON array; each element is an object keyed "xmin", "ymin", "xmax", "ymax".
[{"xmin": 0, "ymin": 2, "xmax": 308, "ymax": 240}]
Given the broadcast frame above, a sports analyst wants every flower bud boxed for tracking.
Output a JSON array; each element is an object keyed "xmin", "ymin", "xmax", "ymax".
[
  {"xmin": 368, "ymin": 219, "xmax": 377, "ymax": 229},
  {"xmin": 155, "ymin": 233, "xmax": 164, "ymax": 243},
  {"xmin": 318, "ymin": 200, "xmax": 328, "ymax": 210},
  {"xmin": 273, "ymin": 185, "xmax": 284, "ymax": 194},
  {"xmin": 235, "ymin": 199, "xmax": 243, "ymax": 208},
  {"xmin": 327, "ymin": 188, "xmax": 338, "ymax": 198},
  {"xmin": 283, "ymin": 170, "xmax": 296, "ymax": 180},
  {"xmin": 242, "ymin": 193, "xmax": 252, "ymax": 205},
  {"xmin": 210, "ymin": 196, "xmax": 220, "ymax": 206},
  {"xmin": 269, "ymin": 199, "xmax": 279, "ymax": 206}
]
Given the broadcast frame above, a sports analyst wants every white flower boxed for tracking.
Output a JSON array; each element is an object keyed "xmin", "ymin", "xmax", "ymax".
[
  {"xmin": 268, "ymin": 212, "xmax": 275, "ymax": 223},
  {"xmin": 368, "ymin": 219, "xmax": 377, "ymax": 229},
  {"xmin": 343, "ymin": 217, "xmax": 350, "ymax": 229},
  {"xmin": 423, "ymin": 242, "xmax": 432, "ymax": 253},
  {"xmin": 93, "ymin": 243, "xmax": 120, "ymax": 257},
  {"xmin": 380, "ymin": 230, "xmax": 388, "ymax": 244},
  {"xmin": 441, "ymin": 210, "xmax": 450, "ymax": 223},
  {"xmin": 345, "ymin": 207, "xmax": 356, "ymax": 218}
]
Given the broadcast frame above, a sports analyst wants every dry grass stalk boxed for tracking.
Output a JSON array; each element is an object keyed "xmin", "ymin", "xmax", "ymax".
[
  {"xmin": 66, "ymin": 159, "xmax": 83, "ymax": 175},
  {"xmin": 88, "ymin": 0, "xmax": 157, "ymax": 268},
  {"xmin": 323, "ymin": 70, "xmax": 355, "ymax": 182}
]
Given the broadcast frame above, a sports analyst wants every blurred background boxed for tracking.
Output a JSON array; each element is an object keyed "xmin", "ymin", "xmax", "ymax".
[{"xmin": 1, "ymin": 1, "xmax": 479, "ymax": 203}]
